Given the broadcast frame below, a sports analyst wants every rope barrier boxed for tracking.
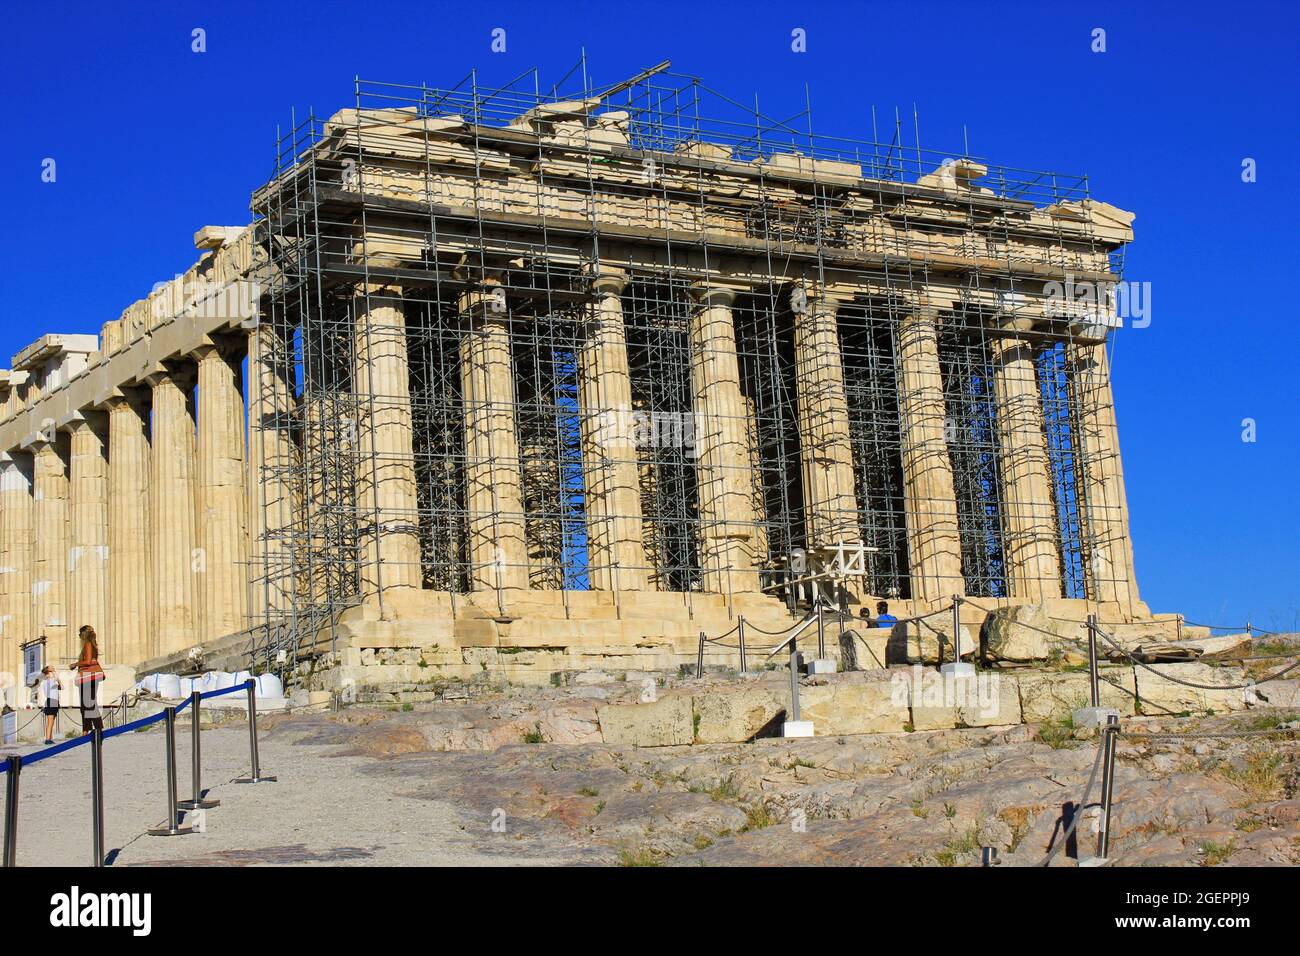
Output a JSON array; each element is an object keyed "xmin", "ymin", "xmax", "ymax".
[
  {"xmin": 1183, "ymin": 620, "xmax": 1276, "ymax": 635},
  {"xmin": 737, "ymin": 612, "xmax": 816, "ymax": 637},
  {"xmin": 1038, "ymin": 733, "xmax": 1106, "ymax": 867}
]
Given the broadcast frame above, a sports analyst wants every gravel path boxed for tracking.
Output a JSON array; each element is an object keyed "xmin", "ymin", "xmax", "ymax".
[{"xmin": 3, "ymin": 718, "xmax": 586, "ymax": 867}]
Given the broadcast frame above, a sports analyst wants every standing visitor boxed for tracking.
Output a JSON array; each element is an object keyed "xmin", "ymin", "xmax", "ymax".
[
  {"xmin": 74, "ymin": 624, "xmax": 106, "ymax": 734},
  {"xmin": 40, "ymin": 664, "xmax": 61, "ymax": 745}
]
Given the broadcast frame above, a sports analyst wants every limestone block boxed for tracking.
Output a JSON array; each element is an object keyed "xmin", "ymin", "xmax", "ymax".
[
  {"xmin": 900, "ymin": 669, "xmax": 1020, "ymax": 730},
  {"xmin": 535, "ymin": 702, "xmax": 602, "ymax": 745},
  {"xmin": 1134, "ymin": 663, "xmax": 1252, "ymax": 715},
  {"xmin": 799, "ymin": 679, "xmax": 908, "ymax": 735},
  {"xmin": 1139, "ymin": 634, "xmax": 1252, "ymax": 658},
  {"xmin": 983, "ymin": 604, "xmax": 1081, "ymax": 663},
  {"xmin": 960, "ymin": 673, "xmax": 1023, "ymax": 728},
  {"xmin": 693, "ymin": 686, "xmax": 785, "ymax": 743},
  {"xmin": 841, "ymin": 628, "xmax": 890, "ymax": 670},
  {"xmin": 886, "ymin": 620, "xmax": 968, "ymax": 666},
  {"xmin": 1257, "ymin": 680, "xmax": 1300, "ymax": 709},
  {"xmin": 1016, "ymin": 670, "xmax": 1135, "ymax": 723},
  {"xmin": 598, "ymin": 694, "xmax": 694, "ymax": 747}
]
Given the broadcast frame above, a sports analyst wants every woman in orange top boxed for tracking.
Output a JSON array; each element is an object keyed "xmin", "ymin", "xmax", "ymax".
[{"xmin": 75, "ymin": 624, "xmax": 106, "ymax": 734}]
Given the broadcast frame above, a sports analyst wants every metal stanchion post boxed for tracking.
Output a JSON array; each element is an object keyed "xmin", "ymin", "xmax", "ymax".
[
  {"xmin": 3, "ymin": 754, "xmax": 21, "ymax": 867},
  {"xmin": 90, "ymin": 728, "xmax": 104, "ymax": 866},
  {"xmin": 1096, "ymin": 714, "xmax": 1119, "ymax": 862},
  {"xmin": 177, "ymin": 691, "xmax": 219, "ymax": 811},
  {"xmin": 788, "ymin": 633, "xmax": 801, "ymax": 723},
  {"xmin": 1087, "ymin": 614, "xmax": 1101, "ymax": 708},
  {"xmin": 940, "ymin": 596, "xmax": 974, "ymax": 677},
  {"xmin": 952, "ymin": 597, "xmax": 962, "ymax": 664},
  {"xmin": 148, "ymin": 707, "xmax": 193, "ymax": 836},
  {"xmin": 235, "ymin": 679, "xmax": 276, "ymax": 784},
  {"xmin": 1175, "ymin": 614, "xmax": 1183, "ymax": 642},
  {"xmin": 1074, "ymin": 614, "xmax": 1119, "ymax": 729},
  {"xmin": 815, "ymin": 597, "xmax": 826, "ymax": 659},
  {"xmin": 737, "ymin": 616, "xmax": 747, "ymax": 674},
  {"xmin": 696, "ymin": 633, "xmax": 705, "ymax": 679}
]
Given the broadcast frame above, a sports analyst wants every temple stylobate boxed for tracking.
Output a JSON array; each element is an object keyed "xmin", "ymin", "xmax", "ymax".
[{"xmin": 0, "ymin": 66, "xmax": 1155, "ymax": 686}]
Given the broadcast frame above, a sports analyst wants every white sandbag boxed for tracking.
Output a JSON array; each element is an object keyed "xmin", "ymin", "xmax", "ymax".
[
  {"xmin": 140, "ymin": 674, "xmax": 163, "ymax": 695},
  {"xmin": 214, "ymin": 671, "xmax": 236, "ymax": 691},
  {"xmin": 231, "ymin": 670, "xmax": 253, "ymax": 689},
  {"xmin": 154, "ymin": 673, "xmax": 182, "ymax": 700},
  {"xmin": 255, "ymin": 673, "xmax": 284, "ymax": 699}
]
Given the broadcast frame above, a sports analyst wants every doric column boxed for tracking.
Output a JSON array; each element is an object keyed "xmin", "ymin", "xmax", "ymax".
[
  {"xmin": 1070, "ymin": 342, "xmax": 1139, "ymax": 611},
  {"xmin": 66, "ymin": 415, "xmax": 109, "ymax": 661},
  {"xmin": 791, "ymin": 285, "xmax": 859, "ymax": 548},
  {"xmin": 196, "ymin": 342, "xmax": 250, "ymax": 640},
  {"xmin": 353, "ymin": 287, "xmax": 421, "ymax": 600},
  {"xmin": 149, "ymin": 366, "xmax": 199, "ymax": 658},
  {"xmin": 896, "ymin": 302, "xmax": 965, "ymax": 602},
  {"xmin": 578, "ymin": 268, "xmax": 649, "ymax": 590},
  {"xmin": 688, "ymin": 282, "xmax": 759, "ymax": 594},
  {"xmin": 460, "ymin": 284, "xmax": 529, "ymax": 593},
  {"xmin": 991, "ymin": 333, "xmax": 1062, "ymax": 602},
  {"xmin": 107, "ymin": 393, "xmax": 152, "ymax": 666},
  {"xmin": 31, "ymin": 435, "xmax": 70, "ymax": 663},
  {"xmin": 247, "ymin": 324, "xmax": 300, "ymax": 616},
  {"xmin": 0, "ymin": 453, "xmax": 34, "ymax": 679}
]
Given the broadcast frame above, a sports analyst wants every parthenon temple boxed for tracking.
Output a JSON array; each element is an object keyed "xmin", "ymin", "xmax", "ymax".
[{"xmin": 0, "ymin": 66, "xmax": 1159, "ymax": 686}]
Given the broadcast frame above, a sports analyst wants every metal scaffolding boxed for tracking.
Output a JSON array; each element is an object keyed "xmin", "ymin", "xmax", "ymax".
[{"xmin": 246, "ymin": 59, "xmax": 1130, "ymax": 670}]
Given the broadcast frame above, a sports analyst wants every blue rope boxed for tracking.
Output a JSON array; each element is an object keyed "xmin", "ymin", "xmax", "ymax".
[
  {"xmin": 12, "ymin": 732, "xmax": 94, "ymax": 767},
  {"xmin": 1, "ymin": 681, "xmax": 257, "ymax": 773},
  {"xmin": 99, "ymin": 709, "xmax": 170, "ymax": 743}
]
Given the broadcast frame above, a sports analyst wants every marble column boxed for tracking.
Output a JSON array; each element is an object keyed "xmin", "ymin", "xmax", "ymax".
[
  {"xmin": 791, "ymin": 286, "xmax": 859, "ymax": 548},
  {"xmin": 460, "ymin": 285, "xmax": 529, "ymax": 593},
  {"xmin": 353, "ymin": 288, "xmax": 421, "ymax": 600},
  {"xmin": 149, "ymin": 366, "xmax": 199, "ymax": 658},
  {"xmin": 67, "ymin": 415, "xmax": 110, "ymax": 661},
  {"xmin": 1070, "ymin": 342, "xmax": 1139, "ymax": 611},
  {"xmin": 578, "ymin": 269, "xmax": 649, "ymax": 590},
  {"xmin": 0, "ymin": 453, "xmax": 33, "ymax": 679},
  {"xmin": 896, "ymin": 303, "xmax": 965, "ymax": 602},
  {"xmin": 246, "ymin": 324, "xmax": 300, "ymax": 615},
  {"xmin": 107, "ymin": 393, "xmax": 152, "ymax": 667},
  {"xmin": 31, "ymin": 436, "xmax": 70, "ymax": 662},
  {"xmin": 196, "ymin": 343, "xmax": 250, "ymax": 640},
  {"xmin": 991, "ymin": 332, "xmax": 1062, "ymax": 602},
  {"xmin": 688, "ymin": 283, "xmax": 759, "ymax": 594}
]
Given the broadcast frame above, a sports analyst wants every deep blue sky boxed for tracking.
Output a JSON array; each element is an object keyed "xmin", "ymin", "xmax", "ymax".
[{"xmin": 2, "ymin": 0, "xmax": 1296, "ymax": 630}]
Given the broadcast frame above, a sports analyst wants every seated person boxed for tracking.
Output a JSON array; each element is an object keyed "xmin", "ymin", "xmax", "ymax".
[{"xmin": 871, "ymin": 601, "xmax": 897, "ymax": 629}]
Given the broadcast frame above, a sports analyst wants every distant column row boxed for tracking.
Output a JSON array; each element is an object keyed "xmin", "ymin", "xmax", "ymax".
[{"xmin": 0, "ymin": 332, "xmax": 256, "ymax": 674}]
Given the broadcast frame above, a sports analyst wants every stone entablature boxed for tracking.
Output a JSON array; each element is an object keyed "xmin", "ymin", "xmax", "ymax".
[{"xmin": 297, "ymin": 104, "xmax": 1132, "ymax": 283}]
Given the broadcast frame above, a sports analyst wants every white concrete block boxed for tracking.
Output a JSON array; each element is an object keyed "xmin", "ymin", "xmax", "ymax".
[{"xmin": 781, "ymin": 720, "xmax": 815, "ymax": 738}]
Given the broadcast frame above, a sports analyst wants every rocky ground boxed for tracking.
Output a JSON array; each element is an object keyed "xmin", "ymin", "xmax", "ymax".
[{"xmin": 10, "ymin": 673, "xmax": 1297, "ymax": 867}]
